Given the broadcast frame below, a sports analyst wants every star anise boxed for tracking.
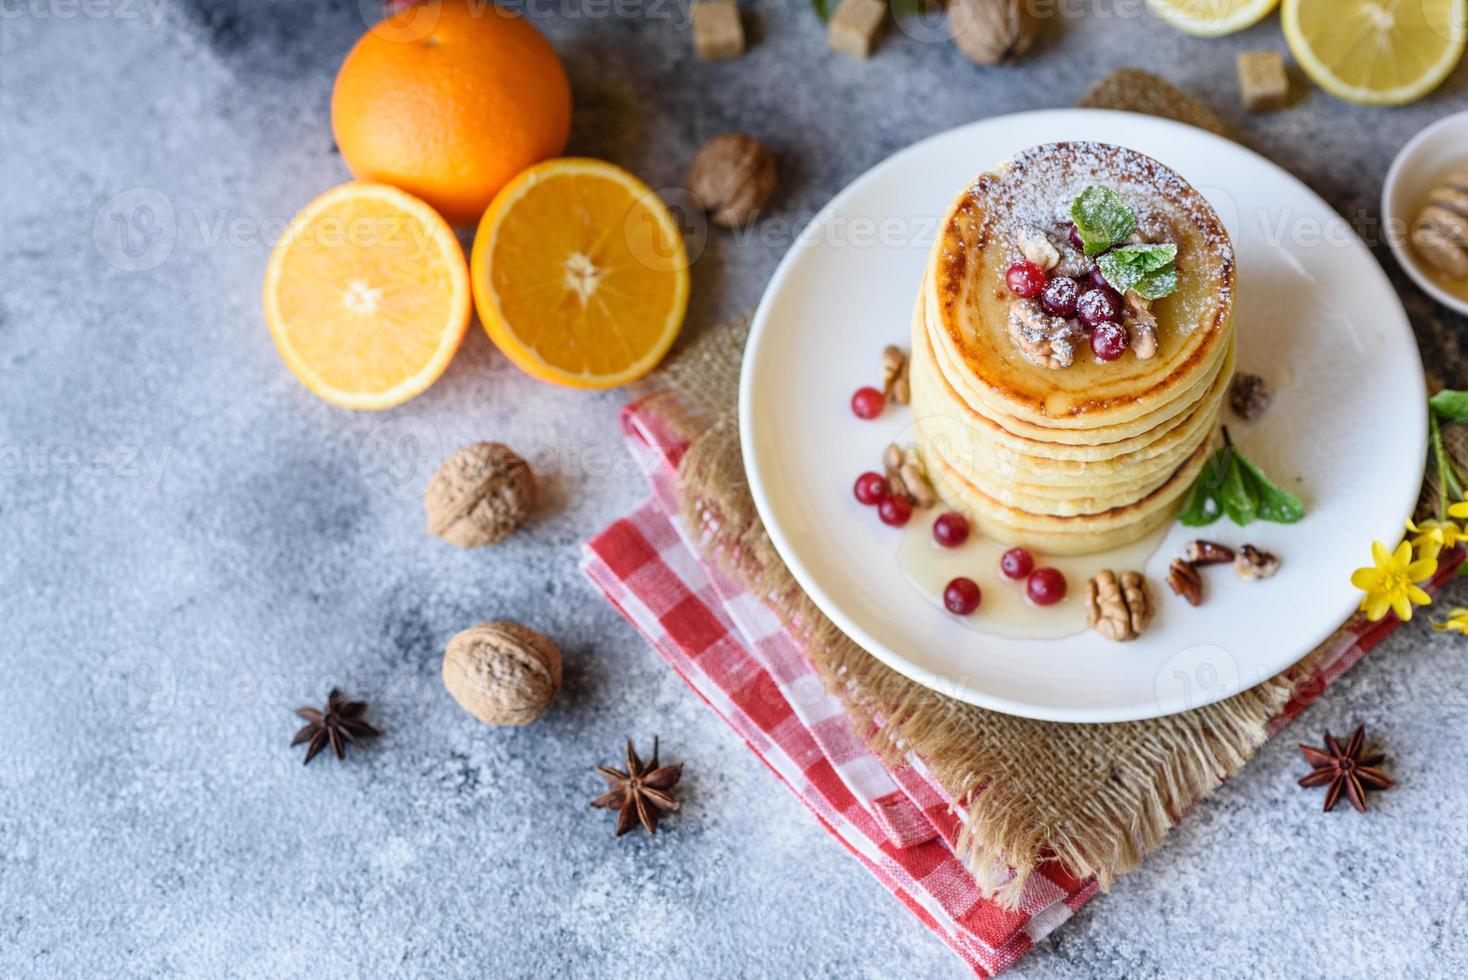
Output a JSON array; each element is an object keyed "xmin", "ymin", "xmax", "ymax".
[
  {"xmin": 1298, "ymin": 725, "xmax": 1393, "ymax": 812},
  {"xmin": 591, "ymin": 737, "xmax": 683, "ymax": 836},
  {"xmin": 291, "ymin": 688, "xmax": 381, "ymax": 765}
]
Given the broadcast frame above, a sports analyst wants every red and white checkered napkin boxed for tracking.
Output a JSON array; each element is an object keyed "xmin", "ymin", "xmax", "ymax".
[{"xmin": 580, "ymin": 398, "xmax": 1435, "ymax": 976}]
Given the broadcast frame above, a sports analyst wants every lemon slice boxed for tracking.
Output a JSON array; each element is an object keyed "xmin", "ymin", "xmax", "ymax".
[
  {"xmin": 1146, "ymin": 0, "xmax": 1280, "ymax": 37},
  {"xmin": 1283, "ymin": 0, "xmax": 1467, "ymax": 105}
]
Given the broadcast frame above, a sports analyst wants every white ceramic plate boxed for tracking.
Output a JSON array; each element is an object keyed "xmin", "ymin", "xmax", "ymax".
[{"xmin": 740, "ymin": 109, "xmax": 1426, "ymax": 723}]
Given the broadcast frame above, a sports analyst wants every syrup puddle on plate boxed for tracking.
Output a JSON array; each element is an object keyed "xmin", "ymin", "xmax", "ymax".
[{"xmin": 896, "ymin": 516, "xmax": 1170, "ymax": 640}]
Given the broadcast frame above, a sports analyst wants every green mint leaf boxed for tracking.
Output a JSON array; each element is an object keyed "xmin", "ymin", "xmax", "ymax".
[
  {"xmin": 1097, "ymin": 243, "xmax": 1176, "ymax": 295},
  {"xmin": 1236, "ymin": 455, "xmax": 1305, "ymax": 524},
  {"xmin": 1133, "ymin": 264, "xmax": 1178, "ymax": 300},
  {"xmin": 1177, "ymin": 447, "xmax": 1231, "ymax": 526},
  {"xmin": 1219, "ymin": 454, "xmax": 1257, "ymax": 525},
  {"xmin": 1430, "ymin": 389, "xmax": 1468, "ymax": 423},
  {"xmin": 1070, "ymin": 186, "xmax": 1136, "ymax": 257},
  {"xmin": 1177, "ymin": 444, "xmax": 1305, "ymax": 528}
]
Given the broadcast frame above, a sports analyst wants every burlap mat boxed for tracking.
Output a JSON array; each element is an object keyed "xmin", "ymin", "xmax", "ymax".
[{"xmin": 645, "ymin": 71, "xmax": 1374, "ymax": 908}]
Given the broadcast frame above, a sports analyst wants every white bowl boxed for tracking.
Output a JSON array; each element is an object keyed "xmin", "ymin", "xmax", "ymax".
[{"xmin": 1383, "ymin": 110, "xmax": 1468, "ymax": 317}]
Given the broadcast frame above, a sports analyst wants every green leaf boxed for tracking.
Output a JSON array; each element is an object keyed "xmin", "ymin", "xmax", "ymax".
[
  {"xmin": 1070, "ymin": 186, "xmax": 1136, "ymax": 257},
  {"xmin": 1430, "ymin": 408, "xmax": 1465, "ymax": 520},
  {"xmin": 1177, "ymin": 444, "xmax": 1304, "ymax": 528},
  {"xmin": 1430, "ymin": 389, "xmax": 1468, "ymax": 423},
  {"xmin": 1236, "ymin": 455, "xmax": 1305, "ymax": 524},
  {"xmin": 1133, "ymin": 264, "xmax": 1178, "ymax": 300},
  {"xmin": 1219, "ymin": 453, "xmax": 1257, "ymax": 525},
  {"xmin": 1177, "ymin": 447, "xmax": 1231, "ymax": 526},
  {"xmin": 1097, "ymin": 244, "xmax": 1178, "ymax": 298}
]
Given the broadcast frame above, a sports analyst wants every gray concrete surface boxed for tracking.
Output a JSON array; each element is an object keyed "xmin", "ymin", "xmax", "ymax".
[{"xmin": 3, "ymin": 2, "xmax": 1467, "ymax": 977}]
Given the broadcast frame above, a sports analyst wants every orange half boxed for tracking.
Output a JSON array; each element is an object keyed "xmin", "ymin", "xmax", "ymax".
[
  {"xmin": 263, "ymin": 182, "xmax": 471, "ymax": 409},
  {"xmin": 470, "ymin": 158, "xmax": 690, "ymax": 389}
]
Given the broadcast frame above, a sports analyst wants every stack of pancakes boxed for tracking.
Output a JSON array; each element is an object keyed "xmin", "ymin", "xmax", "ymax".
[{"xmin": 911, "ymin": 142, "xmax": 1235, "ymax": 556}]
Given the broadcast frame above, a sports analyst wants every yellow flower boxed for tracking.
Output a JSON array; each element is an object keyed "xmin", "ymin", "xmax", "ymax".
[
  {"xmin": 1350, "ymin": 540, "xmax": 1436, "ymax": 622},
  {"xmin": 1405, "ymin": 518, "xmax": 1468, "ymax": 561},
  {"xmin": 1448, "ymin": 497, "xmax": 1468, "ymax": 521},
  {"xmin": 1432, "ymin": 608, "xmax": 1468, "ymax": 634}
]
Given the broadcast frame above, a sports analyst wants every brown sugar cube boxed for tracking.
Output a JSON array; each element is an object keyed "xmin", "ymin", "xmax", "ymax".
[
  {"xmin": 692, "ymin": 1, "xmax": 744, "ymax": 61},
  {"xmin": 1237, "ymin": 51, "xmax": 1289, "ymax": 112},
  {"xmin": 829, "ymin": 0, "xmax": 886, "ymax": 60}
]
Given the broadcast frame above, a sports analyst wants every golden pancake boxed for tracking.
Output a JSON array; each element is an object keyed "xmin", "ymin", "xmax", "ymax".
[
  {"xmin": 925, "ymin": 142, "xmax": 1234, "ymax": 431},
  {"xmin": 908, "ymin": 142, "xmax": 1235, "ymax": 555}
]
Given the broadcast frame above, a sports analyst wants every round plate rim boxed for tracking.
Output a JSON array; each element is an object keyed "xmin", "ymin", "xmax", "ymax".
[{"xmin": 739, "ymin": 108, "xmax": 1426, "ymax": 723}]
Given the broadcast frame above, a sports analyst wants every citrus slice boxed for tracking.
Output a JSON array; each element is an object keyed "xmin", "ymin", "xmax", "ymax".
[
  {"xmin": 1283, "ymin": 0, "xmax": 1467, "ymax": 105},
  {"xmin": 470, "ymin": 158, "xmax": 690, "ymax": 389},
  {"xmin": 263, "ymin": 182, "xmax": 470, "ymax": 410},
  {"xmin": 1146, "ymin": 0, "xmax": 1279, "ymax": 37}
]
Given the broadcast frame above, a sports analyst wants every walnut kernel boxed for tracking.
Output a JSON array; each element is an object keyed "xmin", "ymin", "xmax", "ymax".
[
  {"xmin": 686, "ymin": 133, "xmax": 776, "ymax": 228},
  {"xmin": 883, "ymin": 443, "xmax": 937, "ymax": 508},
  {"xmin": 882, "ymin": 345, "xmax": 910, "ymax": 405},
  {"xmin": 425, "ymin": 442, "xmax": 535, "ymax": 548},
  {"xmin": 442, "ymin": 621, "xmax": 562, "ymax": 726},
  {"xmin": 1124, "ymin": 292, "xmax": 1159, "ymax": 360},
  {"xmin": 1086, "ymin": 570, "xmax": 1153, "ymax": 642},
  {"xmin": 1018, "ymin": 232, "xmax": 1060, "ymax": 271},
  {"xmin": 1008, "ymin": 299, "xmax": 1084, "ymax": 370}
]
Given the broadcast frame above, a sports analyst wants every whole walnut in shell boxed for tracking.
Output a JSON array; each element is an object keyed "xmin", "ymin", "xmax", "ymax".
[
  {"xmin": 686, "ymin": 133, "xmax": 776, "ymax": 228},
  {"xmin": 949, "ymin": 0, "xmax": 1041, "ymax": 66},
  {"xmin": 442, "ymin": 621, "xmax": 562, "ymax": 726},
  {"xmin": 424, "ymin": 442, "xmax": 534, "ymax": 548}
]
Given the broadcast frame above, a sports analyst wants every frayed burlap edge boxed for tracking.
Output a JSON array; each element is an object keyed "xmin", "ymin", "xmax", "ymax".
[
  {"xmin": 633, "ymin": 71, "xmax": 1358, "ymax": 908},
  {"xmin": 641, "ymin": 316, "xmax": 1315, "ymax": 906}
]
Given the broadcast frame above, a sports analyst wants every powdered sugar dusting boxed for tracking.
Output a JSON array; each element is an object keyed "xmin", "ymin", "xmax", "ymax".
[{"xmin": 974, "ymin": 141, "xmax": 1235, "ymax": 323}]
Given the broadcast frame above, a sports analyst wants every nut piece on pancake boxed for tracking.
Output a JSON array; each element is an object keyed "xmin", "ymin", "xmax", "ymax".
[
  {"xmin": 1086, "ymin": 570, "xmax": 1153, "ymax": 642},
  {"xmin": 1007, "ymin": 299, "xmax": 1085, "ymax": 369},
  {"xmin": 1123, "ymin": 293, "xmax": 1159, "ymax": 360},
  {"xmin": 1167, "ymin": 559, "xmax": 1204, "ymax": 606},
  {"xmin": 1018, "ymin": 231, "xmax": 1060, "ymax": 271}
]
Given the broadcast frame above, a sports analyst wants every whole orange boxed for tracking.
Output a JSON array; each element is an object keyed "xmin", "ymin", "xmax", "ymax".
[{"xmin": 331, "ymin": 1, "xmax": 572, "ymax": 227}]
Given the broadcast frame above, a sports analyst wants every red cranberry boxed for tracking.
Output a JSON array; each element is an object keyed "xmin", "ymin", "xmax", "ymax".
[
  {"xmin": 878, "ymin": 495, "xmax": 912, "ymax": 527},
  {"xmin": 1026, "ymin": 567, "xmax": 1067, "ymax": 606},
  {"xmin": 1068, "ymin": 224, "xmax": 1085, "ymax": 251},
  {"xmin": 1005, "ymin": 261, "xmax": 1047, "ymax": 299},
  {"xmin": 932, "ymin": 511, "xmax": 970, "ymax": 548},
  {"xmin": 851, "ymin": 386, "xmax": 885, "ymax": 420},
  {"xmin": 1090, "ymin": 321, "xmax": 1129, "ymax": 361},
  {"xmin": 1077, "ymin": 287, "xmax": 1122, "ymax": 328},
  {"xmin": 853, "ymin": 472, "xmax": 889, "ymax": 506},
  {"xmin": 1088, "ymin": 266, "xmax": 1112, "ymax": 291},
  {"xmin": 999, "ymin": 547, "xmax": 1034, "ymax": 580},
  {"xmin": 943, "ymin": 577, "xmax": 982, "ymax": 616},
  {"xmin": 1038, "ymin": 277, "xmax": 1080, "ymax": 318}
]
